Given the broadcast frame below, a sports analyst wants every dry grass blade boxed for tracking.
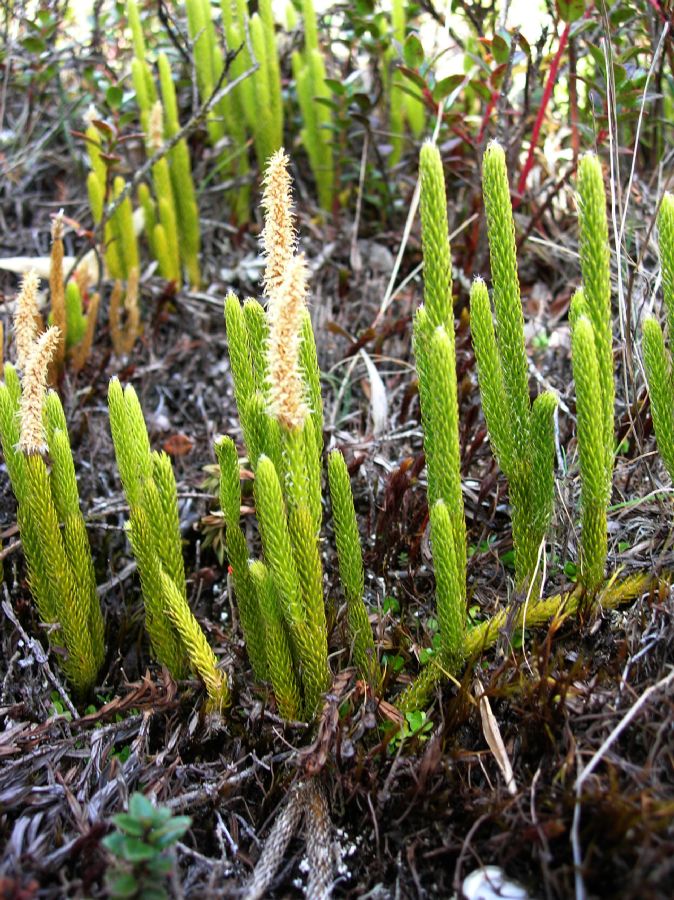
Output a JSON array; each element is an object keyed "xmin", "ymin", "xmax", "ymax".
[
  {"xmin": 359, "ymin": 349, "xmax": 388, "ymax": 436},
  {"xmin": 475, "ymin": 677, "xmax": 517, "ymax": 796}
]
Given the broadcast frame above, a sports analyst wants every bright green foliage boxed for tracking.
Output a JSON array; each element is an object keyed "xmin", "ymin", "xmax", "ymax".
[
  {"xmin": 298, "ymin": 310, "xmax": 324, "ymax": 532},
  {"xmin": 243, "ymin": 298, "xmax": 269, "ymax": 391},
  {"xmin": 259, "ymin": 0, "xmax": 283, "ymax": 154},
  {"xmin": 253, "ymin": 454, "xmax": 330, "ymax": 717},
  {"xmin": 429, "ymin": 500, "xmax": 464, "ymax": 670},
  {"xmin": 0, "ymin": 374, "xmax": 104, "ymax": 694},
  {"xmin": 658, "ymin": 193, "xmax": 674, "ymax": 338},
  {"xmin": 471, "ymin": 143, "xmax": 557, "ymax": 592},
  {"xmin": 482, "ymin": 142, "xmax": 530, "ymax": 459},
  {"xmin": 412, "ymin": 143, "xmax": 467, "ymax": 674},
  {"xmin": 568, "ymin": 156, "xmax": 614, "ymax": 594},
  {"xmin": 160, "ymin": 571, "xmax": 230, "ymax": 712},
  {"xmin": 577, "ymin": 153, "xmax": 614, "ymax": 493},
  {"xmin": 215, "ymin": 436, "xmax": 267, "ymax": 680},
  {"xmin": 126, "ymin": 0, "xmax": 157, "ymax": 119},
  {"xmin": 643, "ymin": 193, "xmax": 674, "ymax": 482},
  {"xmin": 157, "ymin": 53, "xmax": 201, "ymax": 288},
  {"xmin": 112, "ymin": 175, "xmax": 140, "ymax": 279},
  {"xmin": 148, "ymin": 150, "xmax": 181, "ymax": 287},
  {"xmin": 302, "ymin": 0, "xmax": 319, "ymax": 52},
  {"xmin": 224, "ymin": 292, "xmax": 284, "ymax": 473},
  {"xmin": 0, "ymin": 365, "xmax": 25, "ymax": 500},
  {"xmin": 249, "ymin": 560, "xmax": 301, "ymax": 720},
  {"xmin": 64, "ymin": 281, "xmax": 87, "ymax": 347},
  {"xmin": 103, "ymin": 792, "xmax": 191, "ymax": 900},
  {"xmin": 292, "ymin": 48, "xmax": 334, "ymax": 213},
  {"xmin": 137, "ymin": 182, "xmax": 157, "ymax": 258},
  {"xmin": 222, "ymin": 20, "xmax": 253, "ymax": 222},
  {"xmin": 249, "ymin": 11, "xmax": 279, "ymax": 165},
  {"xmin": 643, "ymin": 317, "xmax": 674, "ymax": 480},
  {"xmin": 185, "ymin": 0, "xmax": 283, "ymax": 219},
  {"xmin": 419, "ymin": 143, "xmax": 453, "ymax": 330},
  {"xmin": 327, "ymin": 450, "xmax": 380, "ymax": 688},
  {"xmin": 48, "ymin": 280, "xmax": 93, "ymax": 355},
  {"xmin": 185, "ymin": 0, "xmax": 221, "ymax": 145},
  {"xmin": 221, "ymin": 265, "xmax": 354, "ymax": 718},
  {"xmin": 530, "ymin": 392, "xmax": 558, "ymax": 550},
  {"xmin": 224, "ymin": 292, "xmax": 257, "ymax": 454},
  {"xmin": 469, "ymin": 279, "xmax": 509, "ymax": 464},
  {"xmin": 571, "ymin": 310, "xmax": 608, "ymax": 593},
  {"xmin": 108, "ymin": 378, "xmax": 229, "ymax": 708}
]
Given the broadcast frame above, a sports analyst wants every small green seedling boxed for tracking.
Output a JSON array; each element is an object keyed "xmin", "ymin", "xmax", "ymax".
[
  {"xmin": 387, "ymin": 709, "xmax": 433, "ymax": 751},
  {"xmin": 103, "ymin": 792, "xmax": 191, "ymax": 900}
]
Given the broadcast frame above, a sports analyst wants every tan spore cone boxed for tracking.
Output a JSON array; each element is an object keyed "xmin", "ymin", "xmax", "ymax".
[
  {"xmin": 13, "ymin": 271, "xmax": 41, "ymax": 370},
  {"xmin": 19, "ymin": 326, "xmax": 60, "ymax": 454},
  {"xmin": 49, "ymin": 211, "xmax": 67, "ymax": 374},
  {"xmin": 267, "ymin": 254, "xmax": 310, "ymax": 430},
  {"xmin": 261, "ymin": 149, "xmax": 311, "ymax": 431},
  {"xmin": 261, "ymin": 149, "xmax": 297, "ymax": 297}
]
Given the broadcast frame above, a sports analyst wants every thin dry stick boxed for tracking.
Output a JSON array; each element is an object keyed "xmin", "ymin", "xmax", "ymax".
[{"xmin": 571, "ymin": 666, "xmax": 674, "ymax": 900}]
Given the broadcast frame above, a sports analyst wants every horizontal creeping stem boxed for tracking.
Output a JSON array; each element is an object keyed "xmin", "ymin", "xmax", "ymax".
[{"xmin": 397, "ymin": 572, "xmax": 660, "ymax": 713}]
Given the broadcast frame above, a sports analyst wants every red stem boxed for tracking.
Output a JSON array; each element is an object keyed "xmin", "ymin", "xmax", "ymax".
[
  {"xmin": 516, "ymin": 21, "xmax": 571, "ymax": 202},
  {"xmin": 477, "ymin": 92, "xmax": 499, "ymax": 146}
]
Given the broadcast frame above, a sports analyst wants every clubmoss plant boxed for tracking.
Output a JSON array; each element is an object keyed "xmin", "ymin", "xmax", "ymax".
[
  {"xmin": 577, "ymin": 153, "xmax": 614, "ymax": 494},
  {"xmin": 411, "ymin": 142, "xmax": 467, "ymax": 672},
  {"xmin": 217, "ymin": 149, "xmax": 377, "ymax": 720},
  {"xmin": 570, "ymin": 292, "xmax": 608, "ymax": 593},
  {"xmin": 157, "ymin": 53, "xmax": 201, "ymax": 288},
  {"xmin": 213, "ymin": 0, "xmax": 253, "ymax": 221},
  {"xmin": 570, "ymin": 154, "xmax": 614, "ymax": 593},
  {"xmin": 146, "ymin": 102, "xmax": 181, "ymax": 286},
  {"xmin": 0, "ymin": 274, "xmax": 105, "ymax": 695},
  {"xmin": 643, "ymin": 193, "xmax": 674, "ymax": 480},
  {"xmin": 327, "ymin": 450, "xmax": 381, "ymax": 689},
  {"xmin": 185, "ymin": 0, "xmax": 283, "ymax": 220},
  {"xmin": 470, "ymin": 141, "xmax": 557, "ymax": 593},
  {"xmin": 108, "ymin": 378, "xmax": 230, "ymax": 712}
]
